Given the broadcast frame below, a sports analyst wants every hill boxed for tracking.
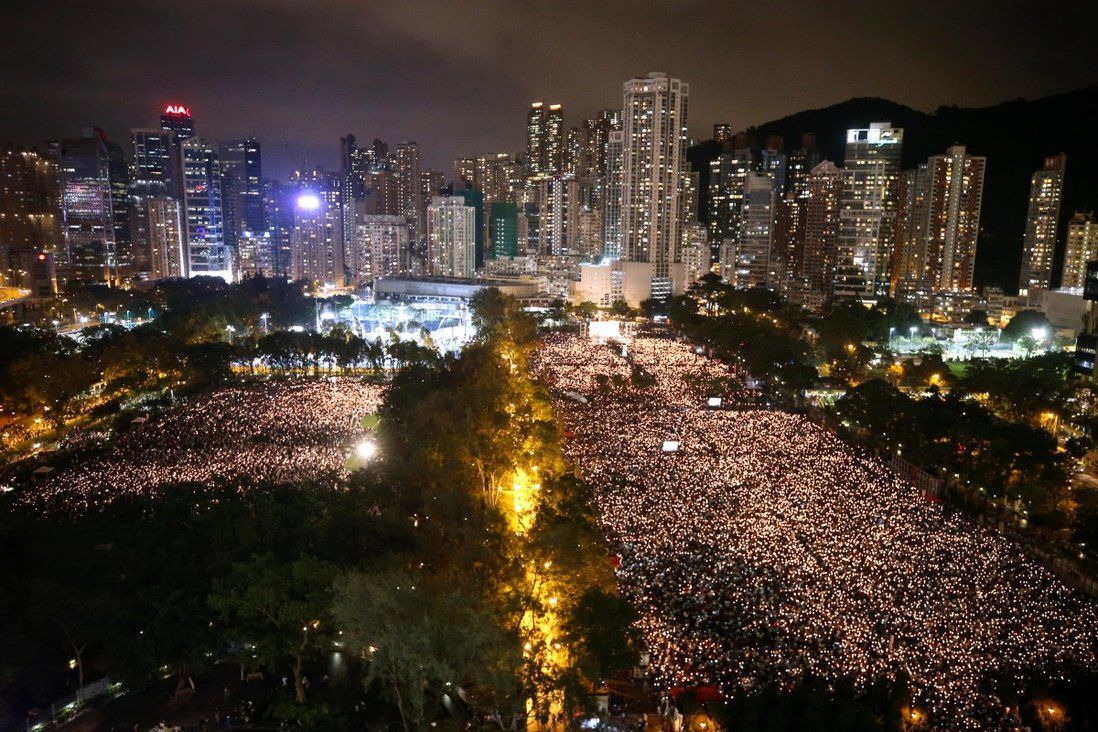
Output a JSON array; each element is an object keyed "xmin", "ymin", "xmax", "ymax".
[{"xmin": 688, "ymin": 87, "xmax": 1098, "ymax": 292}]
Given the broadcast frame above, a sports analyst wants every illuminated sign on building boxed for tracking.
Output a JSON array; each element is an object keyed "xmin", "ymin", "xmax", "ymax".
[{"xmin": 163, "ymin": 104, "xmax": 191, "ymax": 116}]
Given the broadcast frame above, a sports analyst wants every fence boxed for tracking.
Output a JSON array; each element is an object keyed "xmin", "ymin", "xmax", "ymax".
[{"xmin": 23, "ymin": 677, "xmax": 113, "ymax": 732}]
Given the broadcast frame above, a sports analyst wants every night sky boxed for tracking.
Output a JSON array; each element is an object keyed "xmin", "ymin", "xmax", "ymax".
[{"xmin": 3, "ymin": 0, "xmax": 1096, "ymax": 177}]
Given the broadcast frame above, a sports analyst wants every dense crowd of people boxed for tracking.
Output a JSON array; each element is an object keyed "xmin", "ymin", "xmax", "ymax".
[
  {"xmin": 17, "ymin": 380, "xmax": 384, "ymax": 513},
  {"xmin": 535, "ymin": 333, "xmax": 1098, "ymax": 729}
]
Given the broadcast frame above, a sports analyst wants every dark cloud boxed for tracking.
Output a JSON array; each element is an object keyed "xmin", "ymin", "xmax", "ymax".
[{"xmin": 2, "ymin": 0, "xmax": 1095, "ymax": 177}]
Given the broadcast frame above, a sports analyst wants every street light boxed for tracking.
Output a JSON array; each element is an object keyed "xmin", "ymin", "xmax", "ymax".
[{"xmin": 355, "ymin": 439, "xmax": 378, "ymax": 462}]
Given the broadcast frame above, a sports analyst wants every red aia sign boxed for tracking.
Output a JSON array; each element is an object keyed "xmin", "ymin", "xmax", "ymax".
[{"xmin": 163, "ymin": 104, "xmax": 190, "ymax": 116}]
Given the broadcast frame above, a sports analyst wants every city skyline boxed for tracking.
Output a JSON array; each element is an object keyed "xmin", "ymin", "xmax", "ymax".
[{"xmin": 3, "ymin": 0, "xmax": 1096, "ymax": 176}]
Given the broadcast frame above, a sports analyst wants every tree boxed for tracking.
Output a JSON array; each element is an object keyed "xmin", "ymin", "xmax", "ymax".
[
  {"xmin": 211, "ymin": 555, "xmax": 337, "ymax": 703},
  {"xmin": 964, "ymin": 309, "xmax": 991, "ymax": 326},
  {"xmin": 1002, "ymin": 310, "xmax": 1053, "ymax": 342},
  {"xmin": 561, "ymin": 588, "xmax": 638, "ymax": 682},
  {"xmin": 334, "ymin": 569, "xmax": 512, "ymax": 731}
]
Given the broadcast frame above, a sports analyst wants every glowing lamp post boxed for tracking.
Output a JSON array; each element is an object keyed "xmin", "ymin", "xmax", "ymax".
[{"xmin": 355, "ymin": 439, "xmax": 378, "ymax": 462}]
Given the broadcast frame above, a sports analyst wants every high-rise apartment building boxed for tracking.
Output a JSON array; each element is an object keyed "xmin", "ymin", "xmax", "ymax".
[
  {"xmin": 713, "ymin": 123, "xmax": 734, "ymax": 144},
  {"xmin": 427, "ymin": 196, "xmax": 476, "ymax": 278},
  {"xmin": 707, "ymin": 148, "xmax": 755, "ymax": 262},
  {"xmin": 1062, "ymin": 212, "xmax": 1097, "ymax": 290},
  {"xmin": 802, "ymin": 161, "xmax": 843, "ymax": 306},
  {"xmin": 620, "ymin": 72, "xmax": 689, "ymax": 300},
  {"xmin": 525, "ymin": 102, "xmax": 564, "ymax": 178},
  {"xmin": 145, "ymin": 196, "xmax": 184, "ymax": 279},
  {"xmin": 602, "ymin": 130, "xmax": 625, "ymax": 260},
  {"xmin": 292, "ymin": 188, "xmax": 344, "ymax": 286},
  {"xmin": 353, "ymin": 214, "xmax": 409, "ymax": 282},
  {"xmin": 180, "ymin": 137, "xmax": 230, "ymax": 280},
  {"xmin": 394, "ymin": 142, "xmax": 422, "ymax": 238},
  {"xmin": 55, "ymin": 132, "xmax": 116, "ymax": 283},
  {"xmin": 1019, "ymin": 154, "xmax": 1067, "ymax": 296},
  {"xmin": 833, "ymin": 122, "xmax": 903, "ymax": 302},
  {"xmin": 490, "ymin": 202, "xmax": 519, "ymax": 258},
  {"xmin": 538, "ymin": 175, "xmax": 579, "ymax": 257},
  {"xmin": 732, "ymin": 173, "xmax": 777, "ymax": 289},
  {"xmin": 892, "ymin": 145, "xmax": 985, "ymax": 294}
]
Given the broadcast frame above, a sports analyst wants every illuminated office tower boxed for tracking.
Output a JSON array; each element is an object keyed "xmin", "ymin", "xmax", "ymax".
[
  {"xmin": 264, "ymin": 180, "xmax": 295, "ymax": 276},
  {"xmin": 394, "ymin": 142, "xmax": 422, "ymax": 238},
  {"xmin": 802, "ymin": 161, "xmax": 843, "ymax": 305},
  {"xmin": 732, "ymin": 173, "xmax": 777, "ymax": 289},
  {"xmin": 159, "ymin": 103, "xmax": 194, "ymax": 201},
  {"xmin": 833, "ymin": 122, "xmax": 903, "ymax": 302},
  {"xmin": 892, "ymin": 145, "xmax": 985, "ymax": 294},
  {"xmin": 1019, "ymin": 154, "xmax": 1066, "ymax": 296},
  {"xmin": 0, "ymin": 146, "xmax": 62, "ymax": 298},
  {"xmin": 1061, "ymin": 212, "xmax": 1097, "ymax": 290},
  {"xmin": 180, "ymin": 137, "xmax": 231, "ymax": 280},
  {"xmin": 602, "ymin": 129, "xmax": 624, "ymax": 260},
  {"xmin": 132, "ymin": 128, "xmax": 174, "ymax": 194},
  {"xmin": 427, "ymin": 195, "xmax": 476, "ymax": 278},
  {"xmin": 353, "ymin": 214, "xmax": 409, "ymax": 281},
  {"xmin": 220, "ymin": 137, "xmax": 265, "ymax": 274},
  {"xmin": 160, "ymin": 104, "xmax": 194, "ymax": 141},
  {"xmin": 620, "ymin": 72, "xmax": 689, "ymax": 300},
  {"xmin": 292, "ymin": 189, "xmax": 344, "ymax": 286},
  {"xmin": 55, "ymin": 132, "xmax": 116, "ymax": 283}
]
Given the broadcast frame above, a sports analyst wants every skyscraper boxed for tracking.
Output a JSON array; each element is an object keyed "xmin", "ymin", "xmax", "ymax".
[
  {"xmin": 538, "ymin": 175, "xmax": 580, "ymax": 257},
  {"xmin": 833, "ymin": 122, "xmax": 903, "ymax": 302},
  {"xmin": 1019, "ymin": 154, "xmax": 1067, "ymax": 296},
  {"xmin": 145, "ymin": 196, "xmax": 184, "ymax": 279},
  {"xmin": 490, "ymin": 202, "xmax": 519, "ymax": 259},
  {"xmin": 892, "ymin": 145, "xmax": 985, "ymax": 294},
  {"xmin": 620, "ymin": 72, "xmax": 689, "ymax": 300},
  {"xmin": 602, "ymin": 129, "xmax": 624, "ymax": 260},
  {"xmin": 264, "ymin": 180, "xmax": 295, "ymax": 276},
  {"xmin": 544, "ymin": 104, "xmax": 564, "ymax": 176},
  {"xmin": 526, "ymin": 103, "xmax": 546, "ymax": 179},
  {"xmin": 353, "ymin": 214, "xmax": 409, "ymax": 282},
  {"xmin": 427, "ymin": 196, "xmax": 476, "ymax": 278},
  {"xmin": 706, "ymin": 148, "xmax": 755, "ymax": 262},
  {"xmin": 1061, "ymin": 212, "xmax": 1097, "ymax": 290},
  {"xmin": 131, "ymin": 128, "xmax": 174, "ymax": 195},
  {"xmin": 732, "ymin": 173, "xmax": 777, "ymax": 289},
  {"xmin": 394, "ymin": 142, "xmax": 422, "ymax": 238},
  {"xmin": 0, "ymin": 146, "xmax": 62, "ymax": 298},
  {"xmin": 220, "ymin": 137, "xmax": 265, "ymax": 274},
  {"xmin": 180, "ymin": 137, "xmax": 230, "ymax": 280},
  {"xmin": 713, "ymin": 123, "xmax": 733, "ymax": 143},
  {"xmin": 802, "ymin": 160, "xmax": 843, "ymax": 306},
  {"xmin": 55, "ymin": 131, "xmax": 115, "ymax": 283},
  {"xmin": 525, "ymin": 102, "xmax": 564, "ymax": 179},
  {"xmin": 292, "ymin": 188, "xmax": 344, "ymax": 286}
]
